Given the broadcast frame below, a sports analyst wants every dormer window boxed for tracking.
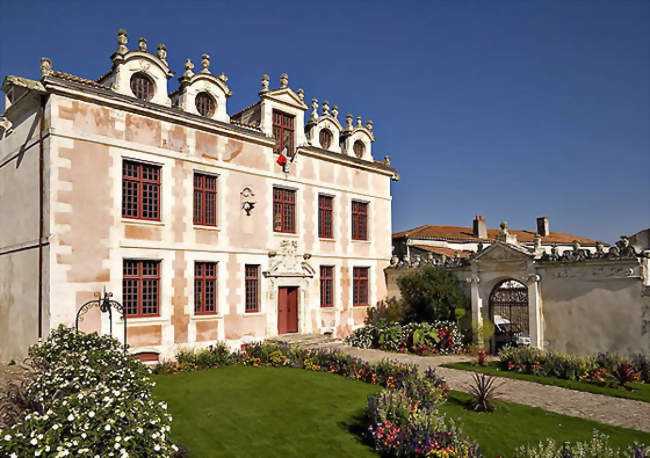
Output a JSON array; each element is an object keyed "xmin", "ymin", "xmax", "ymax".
[
  {"xmin": 319, "ymin": 129, "xmax": 333, "ymax": 150},
  {"xmin": 195, "ymin": 92, "xmax": 216, "ymax": 117},
  {"xmin": 272, "ymin": 110, "xmax": 295, "ymax": 157},
  {"xmin": 353, "ymin": 140, "xmax": 365, "ymax": 158},
  {"xmin": 130, "ymin": 72, "xmax": 155, "ymax": 101}
]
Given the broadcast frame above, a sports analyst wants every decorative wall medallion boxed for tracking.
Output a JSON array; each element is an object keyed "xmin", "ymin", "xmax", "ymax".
[{"xmin": 240, "ymin": 187, "xmax": 256, "ymax": 215}]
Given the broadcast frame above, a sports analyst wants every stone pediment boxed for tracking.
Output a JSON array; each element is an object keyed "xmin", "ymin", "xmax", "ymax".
[
  {"xmin": 264, "ymin": 240, "xmax": 315, "ymax": 278},
  {"xmin": 472, "ymin": 241, "xmax": 533, "ymax": 263},
  {"xmin": 261, "ymin": 88, "xmax": 308, "ymax": 110}
]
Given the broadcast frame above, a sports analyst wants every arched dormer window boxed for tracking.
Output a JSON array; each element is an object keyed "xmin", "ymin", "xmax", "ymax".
[
  {"xmin": 353, "ymin": 140, "xmax": 365, "ymax": 158},
  {"xmin": 130, "ymin": 72, "xmax": 155, "ymax": 101},
  {"xmin": 319, "ymin": 129, "xmax": 333, "ymax": 150},
  {"xmin": 195, "ymin": 92, "xmax": 216, "ymax": 117}
]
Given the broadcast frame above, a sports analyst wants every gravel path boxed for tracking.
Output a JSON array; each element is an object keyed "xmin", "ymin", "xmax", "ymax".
[{"xmin": 336, "ymin": 346, "xmax": 650, "ymax": 433}]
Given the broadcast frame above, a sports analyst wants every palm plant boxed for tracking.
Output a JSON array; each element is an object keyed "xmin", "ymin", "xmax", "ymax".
[{"xmin": 468, "ymin": 372, "xmax": 502, "ymax": 412}]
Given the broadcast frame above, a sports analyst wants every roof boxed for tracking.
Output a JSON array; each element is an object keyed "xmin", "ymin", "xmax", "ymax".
[
  {"xmin": 393, "ymin": 224, "xmax": 600, "ymax": 246},
  {"xmin": 411, "ymin": 245, "xmax": 472, "ymax": 259},
  {"xmin": 51, "ymin": 71, "xmax": 108, "ymax": 89}
]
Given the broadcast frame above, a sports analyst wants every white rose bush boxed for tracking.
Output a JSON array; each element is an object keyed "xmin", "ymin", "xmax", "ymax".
[{"xmin": 0, "ymin": 326, "xmax": 179, "ymax": 457}]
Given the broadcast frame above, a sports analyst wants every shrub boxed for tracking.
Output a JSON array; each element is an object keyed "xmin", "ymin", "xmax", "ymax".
[
  {"xmin": 514, "ymin": 430, "xmax": 649, "ymax": 458},
  {"xmin": 632, "ymin": 353, "xmax": 650, "ymax": 384},
  {"xmin": 346, "ymin": 321, "xmax": 465, "ymax": 356},
  {"xmin": 397, "ymin": 266, "xmax": 470, "ymax": 322},
  {"xmin": 365, "ymin": 297, "xmax": 412, "ymax": 326},
  {"xmin": 0, "ymin": 326, "xmax": 178, "ymax": 457},
  {"xmin": 468, "ymin": 373, "xmax": 502, "ymax": 412},
  {"xmin": 613, "ymin": 363, "xmax": 640, "ymax": 390}
]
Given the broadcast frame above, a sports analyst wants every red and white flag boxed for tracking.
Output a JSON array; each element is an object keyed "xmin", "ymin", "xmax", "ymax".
[{"xmin": 277, "ymin": 147, "xmax": 288, "ymax": 166}]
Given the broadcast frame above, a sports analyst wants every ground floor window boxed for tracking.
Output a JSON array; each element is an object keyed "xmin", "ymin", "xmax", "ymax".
[
  {"xmin": 123, "ymin": 259, "xmax": 160, "ymax": 317},
  {"xmin": 245, "ymin": 265, "xmax": 260, "ymax": 312},
  {"xmin": 353, "ymin": 267, "xmax": 369, "ymax": 306},
  {"xmin": 320, "ymin": 266, "xmax": 334, "ymax": 307},
  {"xmin": 195, "ymin": 262, "xmax": 217, "ymax": 314}
]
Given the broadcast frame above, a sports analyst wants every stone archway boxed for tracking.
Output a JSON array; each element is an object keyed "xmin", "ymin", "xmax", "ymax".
[{"xmin": 489, "ymin": 279, "xmax": 530, "ymax": 352}]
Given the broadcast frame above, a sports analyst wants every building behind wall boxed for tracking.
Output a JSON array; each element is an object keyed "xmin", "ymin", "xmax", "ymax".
[{"xmin": 0, "ymin": 30, "xmax": 399, "ymax": 361}]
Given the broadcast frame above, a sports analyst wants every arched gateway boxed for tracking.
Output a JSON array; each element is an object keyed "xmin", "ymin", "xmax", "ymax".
[{"xmin": 489, "ymin": 279, "xmax": 530, "ymax": 351}]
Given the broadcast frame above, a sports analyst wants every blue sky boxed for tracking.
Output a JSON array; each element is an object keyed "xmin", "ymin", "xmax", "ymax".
[{"xmin": 1, "ymin": 0, "xmax": 648, "ymax": 243}]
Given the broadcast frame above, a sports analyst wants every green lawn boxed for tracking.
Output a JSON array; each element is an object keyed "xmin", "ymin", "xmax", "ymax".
[
  {"xmin": 442, "ymin": 361, "xmax": 650, "ymax": 403},
  {"xmin": 153, "ymin": 366, "xmax": 380, "ymax": 457},
  {"xmin": 154, "ymin": 366, "xmax": 650, "ymax": 458}
]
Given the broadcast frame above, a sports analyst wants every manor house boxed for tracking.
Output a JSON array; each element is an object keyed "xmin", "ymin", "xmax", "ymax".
[{"xmin": 0, "ymin": 30, "xmax": 398, "ymax": 361}]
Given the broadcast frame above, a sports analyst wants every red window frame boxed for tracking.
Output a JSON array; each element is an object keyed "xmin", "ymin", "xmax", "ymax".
[
  {"xmin": 122, "ymin": 160, "xmax": 161, "ymax": 221},
  {"xmin": 245, "ymin": 265, "xmax": 260, "ymax": 313},
  {"xmin": 194, "ymin": 262, "xmax": 217, "ymax": 315},
  {"xmin": 123, "ymin": 260, "xmax": 160, "ymax": 317},
  {"xmin": 353, "ymin": 267, "xmax": 369, "ymax": 307},
  {"xmin": 320, "ymin": 266, "xmax": 334, "ymax": 308},
  {"xmin": 193, "ymin": 173, "xmax": 217, "ymax": 226},
  {"xmin": 318, "ymin": 195, "xmax": 333, "ymax": 239},
  {"xmin": 272, "ymin": 110, "xmax": 295, "ymax": 157},
  {"xmin": 273, "ymin": 187, "xmax": 296, "ymax": 233},
  {"xmin": 351, "ymin": 201, "xmax": 368, "ymax": 241}
]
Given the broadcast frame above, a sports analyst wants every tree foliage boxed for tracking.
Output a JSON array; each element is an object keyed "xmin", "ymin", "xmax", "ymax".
[{"xmin": 397, "ymin": 266, "xmax": 469, "ymax": 322}]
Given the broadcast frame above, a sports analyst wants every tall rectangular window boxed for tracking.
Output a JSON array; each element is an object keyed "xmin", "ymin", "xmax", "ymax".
[
  {"xmin": 351, "ymin": 201, "xmax": 368, "ymax": 240},
  {"xmin": 194, "ymin": 262, "xmax": 217, "ymax": 314},
  {"xmin": 320, "ymin": 266, "xmax": 334, "ymax": 307},
  {"xmin": 122, "ymin": 160, "xmax": 161, "ymax": 221},
  {"xmin": 273, "ymin": 187, "xmax": 296, "ymax": 233},
  {"xmin": 123, "ymin": 260, "xmax": 160, "ymax": 317},
  {"xmin": 272, "ymin": 110, "xmax": 295, "ymax": 157},
  {"xmin": 318, "ymin": 195, "xmax": 333, "ymax": 239},
  {"xmin": 353, "ymin": 267, "xmax": 369, "ymax": 307},
  {"xmin": 193, "ymin": 173, "xmax": 217, "ymax": 226},
  {"xmin": 245, "ymin": 265, "xmax": 260, "ymax": 313}
]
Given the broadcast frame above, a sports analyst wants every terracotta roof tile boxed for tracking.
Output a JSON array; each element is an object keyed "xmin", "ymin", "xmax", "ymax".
[
  {"xmin": 411, "ymin": 245, "xmax": 472, "ymax": 258},
  {"xmin": 393, "ymin": 225, "xmax": 600, "ymax": 246},
  {"xmin": 50, "ymin": 71, "xmax": 107, "ymax": 89}
]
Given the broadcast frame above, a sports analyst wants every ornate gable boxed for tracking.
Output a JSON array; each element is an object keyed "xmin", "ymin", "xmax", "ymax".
[{"xmin": 305, "ymin": 99, "xmax": 343, "ymax": 153}]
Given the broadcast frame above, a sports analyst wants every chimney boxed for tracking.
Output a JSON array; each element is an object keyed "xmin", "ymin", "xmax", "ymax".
[
  {"xmin": 537, "ymin": 217, "xmax": 550, "ymax": 237},
  {"xmin": 473, "ymin": 215, "xmax": 487, "ymax": 239}
]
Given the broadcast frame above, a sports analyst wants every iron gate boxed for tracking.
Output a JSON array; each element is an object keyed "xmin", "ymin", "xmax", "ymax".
[{"xmin": 489, "ymin": 279, "xmax": 529, "ymax": 351}]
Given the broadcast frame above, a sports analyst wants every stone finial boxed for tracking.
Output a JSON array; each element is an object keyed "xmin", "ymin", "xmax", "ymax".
[
  {"xmin": 297, "ymin": 88, "xmax": 304, "ymax": 101},
  {"xmin": 331, "ymin": 105, "xmax": 339, "ymax": 119},
  {"xmin": 533, "ymin": 233, "xmax": 542, "ymax": 251},
  {"xmin": 261, "ymin": 74, "xmax": 270, "ymax": 92},
  {"xmin": 280, "ymin": 73, "xmax": 288, "ymax": 88},
  {"xmin": 500, "ymin": 221, "xmax": 509, "ymax": 232},
  {"xmin": 345, "ymin": 114, "xmax": 353, "ymax": 130},
  {"xmin": 356, "ymin": 116, "xmax": 362, "ymax": 127},
  {"xmin": 595, "ymin": 241, "xmax": 606, "ymax": 255},
  {"xmin": 572, "ymin": 240, "xmax": 582, "ymax": 252},
  {"xmin": 183, "ymin": 59, "xmax": 195, "ymax": 79},
  {"xmin": 310, "ymin": 98, "xmax": 318, "ymax": 122},
  {"xmin": 157, "ymin": 44, "xmax": 167, "ymax": 63},
  {"xmin": 138, "ymin": 37, "xmax": 147, "ymax": 52},
  {"xmin": 384, "ymin": 155, "xmax": 391, "ymax": 166},
  {"xmin": 40, "ymin": 57, "xmax": 53, "ymax": 77},
  {"xmin": 218, "ymin": 72, "xmax": 228, "ymax": 82},
  {"xmin": 116, "ymin": 29, "xmax": 128, "ymax": 54},
  {"xmin": 366, "ymin": 120, "xmax": 373, "ymax": 131},
  {"xmin": 322, "ymin": 100, "xmax": 330, "ymax": 115},
  {"xmin": 200, "ymin": 54, "xmax": 210, "ymax": 73}
]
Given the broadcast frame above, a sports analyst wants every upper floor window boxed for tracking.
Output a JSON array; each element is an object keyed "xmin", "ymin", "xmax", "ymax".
[
  {"xmin": 245, "ymin": 265, "xmax": 260, "ymax": 313},
  {"xmin": 319, "ymin": 129, "xmax": 333, "ymax": 150},
  {"xmin": 353, "ymin": 140, "xmax": 365, "ymax": 158},
  {"xmin": 320, "ymin": 266, "xmax": 334, "ymax": 307},
  {"xmin": 353, "ymin": 267, "xmax": 369, "ymax": 307},
  {"xmin": 195, "ymin": 262, "xmax": 217, "ymax": 314},
  {"xmin": 273, "ymin": 187, "xmax": 296, "ymax": 233},
  {"xmin": 195, "ymin": 92, "xmax": 216, "ymax": 117},
  {"xmin": 123, "ymin": 259, "xmax": 160, "ymax": 317},
  {"xmin": 130, "ymin": 73, "xmax": 155, "ymax": 101},
  {"xmin": 122, "ymin": 159, "xmax": 161, "ymax": 221},
  {"xmin": 351, "ymin": 201, "xmax": 368, "ymax": 241},
  {"xmin": 193, "ymin": 173, "xmax": 217, "ymax": 226},
  {"xmin": 272, "ymin": 110, "xmax": 295, "ymax": 157},
  {"xmin": 318, "ymin": 195, "xmax": 333, "ymax": 239}
]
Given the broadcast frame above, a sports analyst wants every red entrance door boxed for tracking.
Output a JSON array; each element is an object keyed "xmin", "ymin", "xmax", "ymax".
[{"xmin": 278, "ymin": 287, "xmax": 298, "ymax": 334}]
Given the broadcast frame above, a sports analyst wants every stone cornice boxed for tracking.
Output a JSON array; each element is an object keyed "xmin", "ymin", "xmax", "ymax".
[{"xmin": 299, "ymin": 145, "xmax": 399, "ymax": 179}]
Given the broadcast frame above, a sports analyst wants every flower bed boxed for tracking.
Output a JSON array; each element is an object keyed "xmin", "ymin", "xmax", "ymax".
[
  {"xmin": 0, "ymin": 326, "xmax": 178, "ymax": 457},
  {"xmin": 346, "ymin": 321, "xmax": 465, "ymax": 356},
  {"xmin": 498, "ymin": 346, "xmax": 649, "ymax": 388}
]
